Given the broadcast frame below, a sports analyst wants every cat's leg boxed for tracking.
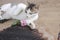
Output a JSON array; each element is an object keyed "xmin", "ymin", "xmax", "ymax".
[
  {"xmin": 25, "ymin": 19, "xmax": 35, "ymax": 30},
  {"xmin": 1, "ymin": 3, "xmax": 11, "ymax": 11},
  {"xmin": 29, "ymin": 22, "xmax": 36, "ymax": 29}
]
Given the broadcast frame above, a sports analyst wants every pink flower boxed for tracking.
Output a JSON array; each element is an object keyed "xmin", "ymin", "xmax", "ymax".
[{"xmin": 21, "ymin": 20, "xmax": 27, "ymax": 26}]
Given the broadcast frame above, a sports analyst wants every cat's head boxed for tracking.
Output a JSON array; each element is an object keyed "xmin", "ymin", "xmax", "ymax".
[{"xmin": 25, "ymin": 2, "xmax": 40, "ymax": 14}]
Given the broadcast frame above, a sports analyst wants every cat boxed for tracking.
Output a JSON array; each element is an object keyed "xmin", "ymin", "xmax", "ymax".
[
  {"xmin": 0, "ymin": 2, "xmax": 39, "ymax": 29},
  {"xmin": 25, "ymin": 2, "xmax": 39, "ymax": 29},
  {"xmin": 0, "ymin": 3, "xmax": 11, "ymax": 20}
]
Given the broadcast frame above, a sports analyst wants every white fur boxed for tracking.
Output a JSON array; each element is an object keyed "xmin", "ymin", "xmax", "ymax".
[
  {"xmin": 0, "ymin": 3, "xmax": 11, "ymax": 11},
  {"xmin": 0, "ymin": 3, "xmax": 38, "ymax": 29},
  {"xmin": 0, "ymin": 3, "xmax": 12, "ymax": 20}
]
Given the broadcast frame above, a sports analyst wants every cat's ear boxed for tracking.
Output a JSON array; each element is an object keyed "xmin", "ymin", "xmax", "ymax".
[
  {"xmin": 27, "ymin": 1, "xmax": 31, "ymax": 5},
  {"xmin": 36, "ymin": 4, "xmax": 40, "ymax": 10},
  {"xmin": 28, "ymin": 2, "xmax": 30, "ymax": 5}
]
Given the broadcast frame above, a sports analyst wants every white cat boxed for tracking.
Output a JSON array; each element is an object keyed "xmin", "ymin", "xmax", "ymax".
[
  {"xmin": 0, "ymin": 3, "xmax": 39, "ymax": 29},
  {"xmin": 0, "ymin": 3, "xmax": 11, "ymax": 20}
]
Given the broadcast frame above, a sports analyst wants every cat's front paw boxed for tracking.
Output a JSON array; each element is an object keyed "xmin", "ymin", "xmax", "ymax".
[{"xmin": 28, "ymin": 23, "xmax": 36, "ymax": 30}]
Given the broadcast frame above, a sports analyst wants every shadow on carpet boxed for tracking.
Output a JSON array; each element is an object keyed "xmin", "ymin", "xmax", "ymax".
[{"xmin": 0, "ymin": 25, "xmax": 44, "ymax": 40}]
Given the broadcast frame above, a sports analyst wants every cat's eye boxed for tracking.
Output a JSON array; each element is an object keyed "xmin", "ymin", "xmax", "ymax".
[
  {"xmin": 29, "ymin": 13, "xmax": 32, "ymax": 15},
  {"xmin": 35, "ymin": 7, "xmax": 37, "ymax": 8}
]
